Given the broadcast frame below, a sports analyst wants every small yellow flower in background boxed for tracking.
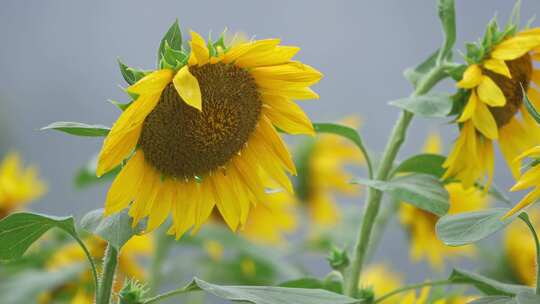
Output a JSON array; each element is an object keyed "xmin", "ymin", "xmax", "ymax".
[
  {"xmin": 296, "ymin": 117, "xmax": 364, "ymax": 225},
  {"xmin": 360, "ymin": 264, "xmax": 404, "ymax": 304},
  {"xmin": 240, "ymin": 258, "xmax": 257, "ymax": 277},
  {"xmin": 444, "ymin": 25, "xmax": 540, "ymax": 188},
  {"xmin": 204, "ymin": 239, "xmax": 225, "ymax": 262},
  {"xmin": 0, "ymin": 152, "xmax": 46, "ymax": 219},
  {"xmin": 99, "ymin": 29, "xmax": 322, "ymax": 239},
  {"xmin": 504, "ymin": 145, "xmax": 540, "ymax": 217},
  {"xmin": 400, "ymin": 132, "xmax": 490, "ymax": 270},
  {"xmin": 504, "ymin": 208, "xmax": 540, "ymax": 286},
  {"xmin": 41, "ymin": 235, "xmax": 153, "ymax": 303}
]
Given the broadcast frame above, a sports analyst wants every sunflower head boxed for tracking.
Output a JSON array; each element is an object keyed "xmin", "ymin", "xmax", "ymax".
[
  {"xmin": 98, "ymin": 22, "xmax": 322, "ymax": 238},
  {"xmin": 0, "ymin": 152, "xmax": 46, "ymax": 219},
  {"xmin": 443, "ymin": 8, "xmax": 540, "ymax": 188}
]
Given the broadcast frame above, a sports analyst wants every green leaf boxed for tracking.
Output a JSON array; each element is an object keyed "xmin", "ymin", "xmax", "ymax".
[
  {"xmin": 108, "ymin": 99, "xmax": 133, "ymax": 111},
  {"xmin": 0, "ymin": 213, "xmax": 76, "ymax": 261},
  {"xmin": 352, "ymin": 173, "xmax": 449, "ymax": 216},
  {"xmin": 516, "ymin": 293, "xmax": 540, "ymax": 304},
  {"xmin": 389, "ymin": 93, "xmax": 453, "ymax": 118},
  {"xmin": 279, "ymin": 277, "xmax": 342, "ymax": 294},
  {"xmin": 74, "ymin": 154, "xmax": 119, "ymax": 189},
  {"xmin": 79, "ymin": 209, "xmax": 144, "ymax": 249},
  {"xmin": 118, "ymin": 59, "xmax": 149, "ymax": 85},
  {"xmin": 468, "ymin": 296, "xmax": 515, "ymax": 304},
  {"xmin": 392, "ymin": 153, "xmax": 446, "ymax": 178},
  {"xmin": 522, "ymin": 85, "xmax": 540, "ymax": 125},
  {"xmin": 449, "ymin": 269, "xmax": 533, "ymax": 296},
  {"xmin": 158, "ymin": 19, "xmax": 182, "ymax": 67},
  {"xmin": 160, "ymin": 40, "xmax": 188, "ymax": 70},
  {"xmin": 437, "ymin": 0, "xmax": 456, "ymax": 61},
  {"xmin": 313, "ymin": 122, "xmax": 372, "ymax": 178},
  {"xmin": 436, "ymin": 208, "xmax": 519, "ymax": 246},
  {"xmin": 0, "ymin": 265, "xmax": 83, "ymax": 304},
  {"xmin": 41, "ymin": 121, "xmax": 110, "ymax": 137},
  {"xmin": 403, "ymin": 50, "xmax": 439, "ymax": 88},
  {"xmin": 183, "ymin": 277, "xmax": 360, "ymax": 304}
]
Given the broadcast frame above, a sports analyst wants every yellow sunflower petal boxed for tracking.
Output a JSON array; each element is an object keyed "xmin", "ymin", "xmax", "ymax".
[
  {"xmin": 472, "ymin": 101, "xmax": 498, "ymax": 139},
  {"xmin": 483, "ymin": 58, "xmax": 511, "ymax": 78},
  {"xmin": 477, "ymin": 76, "xmax": 506, "ymax": 107},
  {"xmin": 192, "ymin": 177, "xmax": 217, "ymax": 233},
  {"xmin": 251, "ymin": 62, "xmax": 323, "ymax": 85},
  {"xmin": 456, "ymin": 64, "xmax": 482, "ymax": 89},
  {"xmin": 104, "ymin": 152, "xmax": 145, "ymax": 215},
  {"xmin": 256, "ymin": 116, "xmax": 296, "ymax": 174},
  {"xmin": 127, "ymin": 69, "xmax": 174, "ymax": 95},
  {"xmin": 173, "ymin": 66, "xmax": 202, "ymax": 111},
  {"xmin": 223, "ymin": 39, "xmax": 281, "ymax": 65},
  {"xmin": 532, "ymin": 70, "xmax": 540, "ymax": 87},
  {"xmin": 146, "ymin": 181, "xmax": 174, "ymax": 232},
  {"xmin": 173, "ymin": 182, "xmax": 196, "ymax": 238},
  {"xmin": 511, "ymin": 166, "xmax": 540, "ymax": 191},
  {"xmin": 188, "ymin": 31, "xmax": 209, "ymax": 66},
  {"xmin": 502, "ymin": 187, "xmax": 540, "ymax": 219},
  {"xmin": 532, "ymin": 52, "xmax": 540, "ymax": 61},
  {"xmin": 458, "ymin": 91, "xmax": 478, "ymax": 122},
  {"xmin": 499, "ymin": 119, "xmax": 534, "ymax": 179},
  {"xmin": 246, "ymin": 136, "xmax": 293, "ymax": 193},
  {"xmin": 262, "ymin": 95, "xmax": 314, "ymax": 135},
  {"xmin": 212, "ymin": 172, "xmax": 241, "ymax": 231},
  {"xmin": 515, "ymin": 145, "xmax": 540, "ymax": 162},
  {"xmin": 491, "ymin": 35, "xmax": 540, "ymax": 61}
]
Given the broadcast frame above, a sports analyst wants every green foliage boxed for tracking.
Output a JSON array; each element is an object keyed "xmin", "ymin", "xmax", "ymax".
[
  {"xmin": 403, "ymin": 50, "xmax": 440, "ymax": 88},
  {"xmin": 157, "ymin": 20, "xmax": 189, "ymax": 70},
  {"xmin": 79, "ymin": 209, "xmax": 144, "ymax": 250},
  {"xmin": 172, "ymin": 277, "xmax": 361, "ymax": 304},
  {"xmin": 119, "ymin": 279, "xmax": 148, "ymax": 304},
  {"xmin": 437, "ymin": 0, "xmax": 456, "ymax": 62},
  {"xmin": 0, "ymin": 213, "xmax": 77, "ymax": 261},
  {"xmin": 118, "ymin": 59, "xmax": 149, "ymax": 85},
  {"xmin": 353, "ymin": 173, "xmax": 449, "ymax": 216},
  {"xmin": 313, "ymin": 122, "xmax": 373, "ymax": 178},
  {"xmin": 436, "ymin": 208, "xmax": 518, "ymax": 246},
  {"xmin": 327, "ymin": 247, "xmax": 350, "ymax": 272},
  {"xmin": 389, "ymin": 93, "xmax": 453, "ymax": 118},
  {"xmin": 449, "ymin": 269, "xmax": 533, "ymax": 296},
  {"xmin": 108, "ymin": 99, "xmax": 133, "ymax": 111},
  {"xmin": 392, "ymin": 153, "xmax": 446, "ymax": 178},
  {"xmin": 469, "ymin": 293, "xmax": 540, "ymax": 304},
  {"xmin": 279, "ymin": 277, "xmax": 342, "ymax": 294},
  {"xmin": 41, "ymin": 121, "xmax": 110, "ymax": 137},
  {"xmin": 157, "ymin": 20, "xmax": 182, "ymax": 65}
]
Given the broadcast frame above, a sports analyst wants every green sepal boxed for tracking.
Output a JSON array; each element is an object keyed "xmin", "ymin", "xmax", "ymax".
[
  {"xmin": 157, "ymin": 19, "xmax": 182, "ymax": 67},
  {"xmin": 522, "ymin": 85, "xmax": 540, "ymax": 125},
  {"xmin": 159, "ymin": 40, "xmax": 188, "ymax": 70},
  {"xmin": 108, "ymin": 99, "xmax": 133, "ymax": 112},
  {"xmin": 118, "ymin": 59, "xmax": 149, "ymax": 85}
]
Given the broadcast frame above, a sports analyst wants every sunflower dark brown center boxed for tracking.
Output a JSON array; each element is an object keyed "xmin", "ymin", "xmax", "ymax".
[
  {"xmin": 483, "ymin": 54, "xmax": 533, "ymax": 127},
  {"xmin": 138, "ymin": 63, "xmax": 262, "ymax": 178}
]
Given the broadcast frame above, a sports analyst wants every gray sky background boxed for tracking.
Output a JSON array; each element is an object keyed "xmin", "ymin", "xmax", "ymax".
[{"xmin": 1, "ymin": 0, "xmax": 540, "ymax": 292}]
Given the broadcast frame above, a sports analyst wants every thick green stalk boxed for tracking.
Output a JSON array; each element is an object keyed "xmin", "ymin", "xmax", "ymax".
[
  {"xmin": 344, "ymin": 65, "xmax": 447, "ymax": 297},
  {"xmin": 97, "ymin": 243, "xmax": 119, "ymax": 304},
  {"xmin": 519, "ymin": 213, "xmax": 540, "ymax": 294}
]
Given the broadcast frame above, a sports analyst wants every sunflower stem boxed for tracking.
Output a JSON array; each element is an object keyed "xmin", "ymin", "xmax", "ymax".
[
  {"xmin": 518, "ymin": 213, "xmax": 540, "ymax": 294},
  {"xmin": 344, "ymin": 64, "xmax": 447, "ymax": 298},
  {"xmin": 97, "ymin": 243, "xmax": 119, "ymax": 304}
]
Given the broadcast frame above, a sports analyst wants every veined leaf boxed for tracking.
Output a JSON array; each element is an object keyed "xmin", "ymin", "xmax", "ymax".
[
  {"xmin": 389, "ymin": 93, "xmax": 453, "ymax": 118},
  {"xmin": 393, "ymin": 153, "xmax": 446, "ymax": 178},
  {"xmin": 353, "ymin": 173, "xmax": 449, "ymax": 216},
  {"xmin": 468, "ymin": 296, "xmax": 515, "ymax": 304},
  {"xmin": 449, "ymin": 269, "xmax": 533, "ymax": 296},
  {"xmin": 41, "ymin": 121, "xmax": 110, "ymax": 137},
  {"xmin": 313, "ymin": 122, "xmax": 372, "ymax": 178},
  {"xmin": 436, "ymin": 208, "xmax": 519, "ymax": 246},
  {"xmin": 79, "ymin": 209, "xmax": 144, "ymax": 250},
  {"xmin": 158, "ymin": 19, "xmax": 182, "ymax": 67},
  {"xmin": 161, "ymin": 277, "xmax": 361, "ymax": 304},
  {"xmin": 0, "ymin": 213, "xmax": 76, "ymax": 261}
]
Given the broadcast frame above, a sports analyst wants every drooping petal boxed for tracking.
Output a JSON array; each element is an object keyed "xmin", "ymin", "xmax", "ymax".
[
  {"xmin": 491, "ymin": 35, "xmax": 540, "ymax": 61},
  {"xmin": 256, "ymin": 116, "xmax": 296, "ymax": 174},
  {"xmin": 472, "ymin": 101, "xmax": 498, "ymax": 139},
  {"xmin": 188, "ymin": 31, "xmax": 209, "ymax": 66},
  {"xmin": 212, "ymin": 171, "xmax": 241, "ymax": 231},
  {"xmin": 127, "ymin": 69, "xmax": 174, "ymax": 95},
  {"xmin": 458, "ymin": 91, "xmax": 478, "ymax": 122},
  {"xmin": 456, "ymin": 64, "xmax": 482, "ymax": 89},
  {"xmin": 104, "ymin": 151, "xmax": 145, "ymax": 215},
  {"xmin": 173, "ymin": 66, "xmax": 202, "ymax": 111},
  {"xmin": 503, "ymin": 187, "xmax": 540, "ymax": 219},
  {"xmin": 477, "ymin": 76, "xmax": 506, "ymax": 107},
  {"xmin": 261, "ymin": 95, "xmax": 314, "ymax": 135},
  {"xmin": 146, "ymin": 180, "xmax": 174, "ymax": 232},
  {"xmin": 511, "ymin": 166, "xmax": 540, "ymax": 191},
  {"xmin": 499, "ymin": 118, "xmax": 535, "ymax": 179},
  {"xmin": 483, "ymin": 58, "xmax": 511, "ymax": 78}
]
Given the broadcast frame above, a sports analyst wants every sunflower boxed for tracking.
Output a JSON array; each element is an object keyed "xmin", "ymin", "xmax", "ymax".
[
  {"xmin": 443, "ymin": 19, "xmax": 540, "ymax": 188},
  {"xmin": 399, "ymin": 132, "xmax": 490, "ymax": 270},
  {"xmin": 98, "ymin": 27, "xmax": 322, "ymax": 238},
  {"xmin": 40, "ymin": 235, "xmax": 153, "ymax": 304},
  {"xmin": 294, "ymin": 117, "xmax": 364, "ymax": 225},
  {"xmin": 0, "ymin": 152, "xmax": 46, "ymax": 219},
  {"xmin": 503, "ymin": 145, "xmax": 540, "ymax": 217}
]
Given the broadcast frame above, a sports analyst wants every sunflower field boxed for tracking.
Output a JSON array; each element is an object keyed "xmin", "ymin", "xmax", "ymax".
[{"xmin": 3, "ymin": 1, "xmax": 540, "ymax": 303}]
